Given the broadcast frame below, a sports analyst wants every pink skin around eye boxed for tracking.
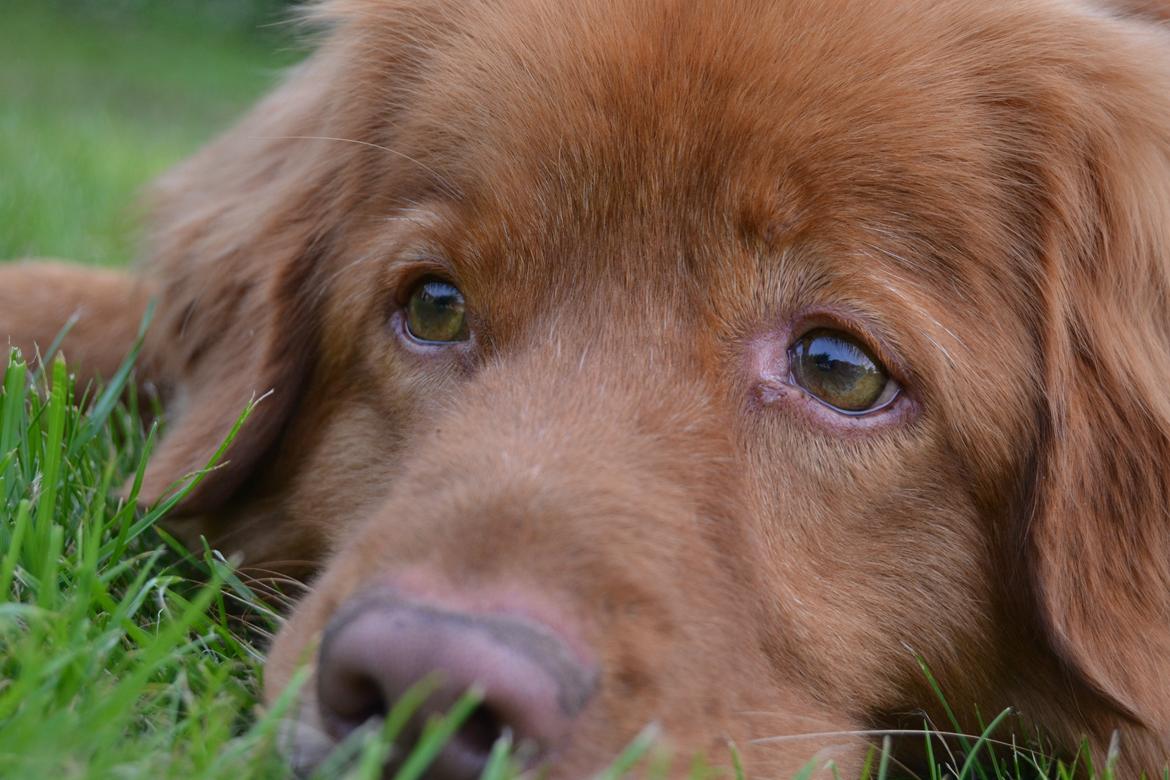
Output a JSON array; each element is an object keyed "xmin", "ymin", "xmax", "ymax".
[{"xmin": 746, "ymin": 326, "xmax": 918, "ymax": 435}]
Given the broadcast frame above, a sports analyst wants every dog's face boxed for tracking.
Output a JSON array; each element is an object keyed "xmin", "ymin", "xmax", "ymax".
[{"xmin": 128, "ymin": 0, "xmax": 1170, "ymax": 775}]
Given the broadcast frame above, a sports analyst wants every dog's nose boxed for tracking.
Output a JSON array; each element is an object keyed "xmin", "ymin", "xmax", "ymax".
[{"xmin": 315, "ymin": 590, "xmax": 597, "ymax": 779}]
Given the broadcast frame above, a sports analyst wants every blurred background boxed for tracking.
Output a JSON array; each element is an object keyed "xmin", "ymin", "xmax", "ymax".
[{"xmin": 0, "ymin": 0, "xmax": 306, "ymax": 266}]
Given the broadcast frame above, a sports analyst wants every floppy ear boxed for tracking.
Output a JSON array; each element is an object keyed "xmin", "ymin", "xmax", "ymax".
[
  {"xmin": 137, "ymin": 43, "xmax": 359, "ymax": 514},
  {"xmin": 140, "ymin": 0, "xmax": 455, "ymax": 517},
  {"xmin": 1027, "ymin": 37, "xmax": 1170, "ymax": 736}
]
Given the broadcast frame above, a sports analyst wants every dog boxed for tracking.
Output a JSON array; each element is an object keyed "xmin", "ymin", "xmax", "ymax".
[{"xmin": 4, "ymin": 0, "xmax": 1170, "ymax": 776}]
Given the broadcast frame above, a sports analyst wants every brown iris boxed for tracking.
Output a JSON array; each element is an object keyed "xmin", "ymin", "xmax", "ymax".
[
  {"xmin": 789, "ymin": 328, "xmax": 896, "ymax": 413},
  {"xmin": 405, "ymin": 278, "xmax": 468, "ymax": 343}
]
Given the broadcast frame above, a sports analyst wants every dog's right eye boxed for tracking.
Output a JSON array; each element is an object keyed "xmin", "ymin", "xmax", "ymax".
[
  {"xmin": 405, "ymin": 278, "xmax": 468, "ymax": 343},
  {"xmin": 788, "ymin": 329, "xmax": 900, "ymax": 414}
]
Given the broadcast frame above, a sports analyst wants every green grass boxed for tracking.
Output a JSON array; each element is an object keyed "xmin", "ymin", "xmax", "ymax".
[
  {"xmin": 0, "ymin": 4, "xmax": 1155, "ymax": 778},
  {"xmin": 0, "ymin": 344, "xmax": 287, "ymax": 777},
  {"xmin": 0, "ymin": 1, "xmax": 302, "ymax": 265}
]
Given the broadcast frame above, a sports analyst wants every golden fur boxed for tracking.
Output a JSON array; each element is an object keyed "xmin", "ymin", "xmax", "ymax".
[{"xmin": 4, "ymin": 0, "xmax": 1170, "ymax": 774}]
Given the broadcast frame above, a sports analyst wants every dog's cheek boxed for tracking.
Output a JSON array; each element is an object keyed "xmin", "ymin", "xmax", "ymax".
[{"xmin": 743, "ymin": 418, "xmax": 999, "ymax": 709}]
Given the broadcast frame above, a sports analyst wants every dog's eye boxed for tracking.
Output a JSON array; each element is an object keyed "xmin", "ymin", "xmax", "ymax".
[
  {"xmin": 405, "ymin": 278, "xmax": 468, "ymax": 343},
  {"xmin": 788, "ymin": 329, "xmax": 899, "ymax": 413}
]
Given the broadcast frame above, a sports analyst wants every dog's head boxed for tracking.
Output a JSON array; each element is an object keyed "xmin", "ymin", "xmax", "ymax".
[{"xmin": 137, "ymin": 0, "xmax": 1170, "ymax": 775}]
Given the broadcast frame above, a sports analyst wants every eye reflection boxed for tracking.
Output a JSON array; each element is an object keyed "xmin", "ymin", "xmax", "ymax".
[
  {"xmin": 405, "ymin": 278, "xmax": 468, "ymax": 343},
  {"xmin": 788, "ymin": 329, "xmax": 899, "ymax": 413}
]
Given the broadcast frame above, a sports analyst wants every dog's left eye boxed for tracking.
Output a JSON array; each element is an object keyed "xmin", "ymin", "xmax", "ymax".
[
  {"xmin": 788, "ymin": 329, "xmax": 900, "ymax": 414},
  {"xmin": 405, "ymin": 278, "xmax": 468, "ymax": 343}
]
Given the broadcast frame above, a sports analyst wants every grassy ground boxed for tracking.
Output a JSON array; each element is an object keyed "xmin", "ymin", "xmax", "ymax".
[
  {"xmin": 0, "ymin": 1, "xmax": 301, "ymax": 265},
  {"xmin": 0, "ymin": 4, "xmax": 1146, "ymax": 779}
]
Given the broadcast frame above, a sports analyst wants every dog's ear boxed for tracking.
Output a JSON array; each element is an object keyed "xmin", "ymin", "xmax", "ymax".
[
  {"xmin": 137, "ymin": 44, "xmax": 358, "ymax": 515},
  {"xmin": 1028, "ymin": 33, "xmax": 1170, "ymax": 732},
  {"xmin": 139, "ymin": 1, "xmax": 454, "ymax": 516}
]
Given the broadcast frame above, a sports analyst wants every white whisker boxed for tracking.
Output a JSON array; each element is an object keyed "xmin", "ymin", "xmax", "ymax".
[{"xmin": 749, "ymin": 727, "xmax": 1039, "ymax": 755}]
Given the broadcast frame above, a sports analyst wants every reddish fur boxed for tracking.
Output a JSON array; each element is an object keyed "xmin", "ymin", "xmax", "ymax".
[
  {"xmin": 5, "ymin": 0, "xmax": 1170, "ymax": 774},
  {"xmin": 0, "ymin": 261, "xmax": 155, "ymax": 385}
]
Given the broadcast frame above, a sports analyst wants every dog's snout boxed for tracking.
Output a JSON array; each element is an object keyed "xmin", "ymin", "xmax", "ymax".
[{"xmin": 315, "ymin": 590, "xmax": 597, "ymax": 779}]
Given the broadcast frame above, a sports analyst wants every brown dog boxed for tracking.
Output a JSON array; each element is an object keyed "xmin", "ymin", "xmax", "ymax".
[{"xmin": 4, "ymin": 0, "xmax": 1170, "ymax": 776}]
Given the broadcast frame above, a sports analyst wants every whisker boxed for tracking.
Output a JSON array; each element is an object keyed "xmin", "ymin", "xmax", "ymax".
[
  {"xmin": 230, "ymin": 564, "xmax": 317, "ymax": 614},
  {"xmin": 231, "ymin": 584, "xmax": 299, "ymax": 612},
  {"xmin": 749, "ymin": 727, "xmax": 1042, "ymax": 755},
  {"xmin": 236, "ymin": 585, "xmax": 306, "ymax": 612},
  {"xmin": 237, "ymin": 563, "xmax": 316, "ymax": 583}
]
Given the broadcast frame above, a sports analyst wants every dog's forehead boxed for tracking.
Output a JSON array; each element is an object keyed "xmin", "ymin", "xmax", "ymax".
[
  {"xmin": 380, "ymin": 0, "xmax": 1017, "ymax": 268},
  {"xmin": 328, "ymin": 0, "xmax": 1047, "ymax": 366}
]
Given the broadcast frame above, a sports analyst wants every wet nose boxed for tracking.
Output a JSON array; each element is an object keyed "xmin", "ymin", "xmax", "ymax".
[{"xmin": 315, "ymin": 590, "xmax": 598, "ymax": 779}]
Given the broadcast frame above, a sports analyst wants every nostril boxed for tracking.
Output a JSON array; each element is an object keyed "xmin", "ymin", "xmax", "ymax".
[
  {"xmin": 457, "ymin": 706, "xmax": 506, "ymax": 756},
  {"xmin": 314, "ymin": 589, "xmax": 598, "ymax": 778},
  {"xmin": 324, "ymin": 668, "xmax": 391, "ymax": 740}
]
